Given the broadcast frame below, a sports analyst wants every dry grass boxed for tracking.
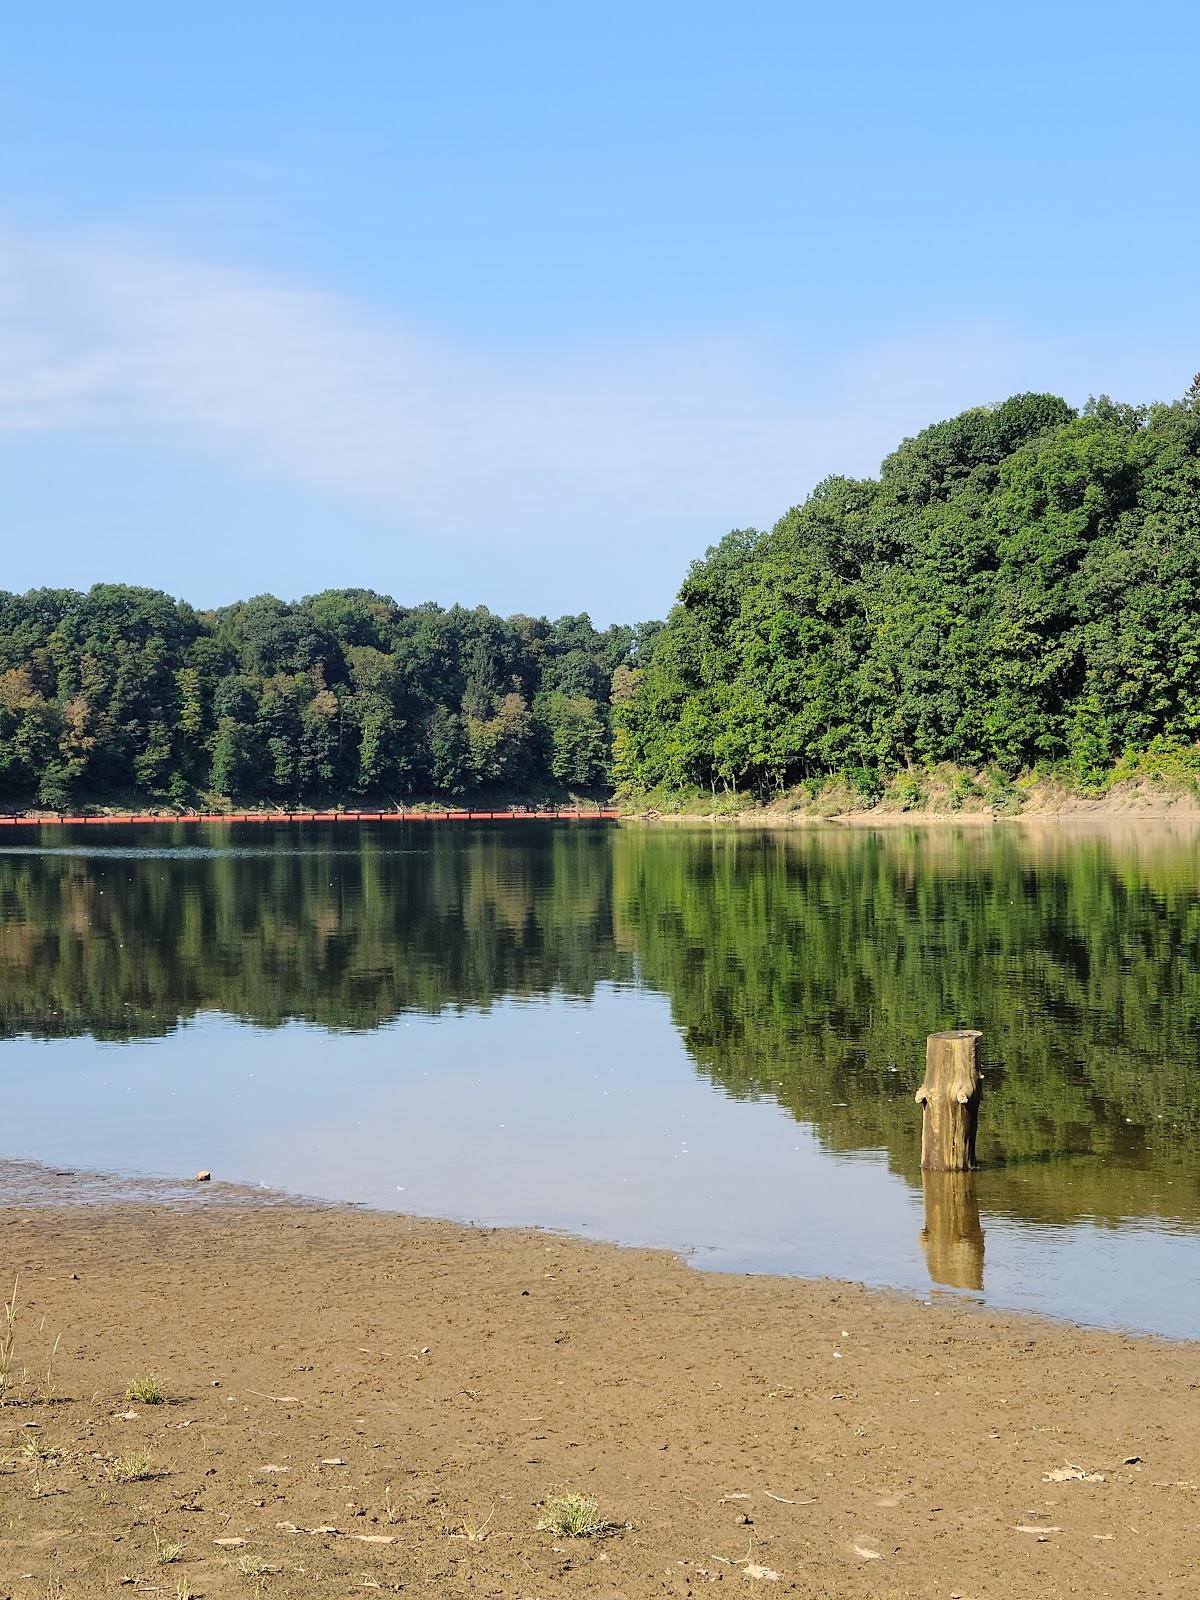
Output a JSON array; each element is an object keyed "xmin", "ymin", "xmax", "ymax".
[
  {"xmin": 0, "ymin": 1278, "xmax": 19, "ymax": 1401},
  {"xmin": 38, "ymin": 1331, "xmax": 62, "ymax": 1403},
  {"xmin": 154, "ymin": 1529, "xmax": 185, "ymax": 1564},
  {"xmin": 22, "ymin": 1436, "xmax": 63, "ymax": 1463},
  {"xmin": 235, "ymin": 1553, "xmax": 280, "ymax": 1576},
  {"xmin": 451, "ymin": 1505, "xmax": 495, "ymax": 1542},
  {"xmin": 537, "ymin": 1492, "xmax": 614, "ymax": 1538},
  {"xmin": 0, "ymin": 1279, "xmax": 63, "ymax": 1407}
]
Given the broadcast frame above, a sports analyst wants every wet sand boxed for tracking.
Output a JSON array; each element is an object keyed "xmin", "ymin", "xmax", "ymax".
[{"xmin": 2, "ymin": 1177, "xmax": 1197, "ymax": 1598}]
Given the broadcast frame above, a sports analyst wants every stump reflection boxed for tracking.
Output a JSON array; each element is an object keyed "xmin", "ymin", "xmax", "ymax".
[{"xmin": 920, "ymin": 1170, "xmax": 985, "ymax": 1291}]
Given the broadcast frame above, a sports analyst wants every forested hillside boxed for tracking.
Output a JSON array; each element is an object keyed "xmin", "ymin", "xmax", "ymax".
[
  {"xmin": 0, "ymin": 589, "xmax": 659, "ymax": 807},
  {"xmin": 5, "ymin": 382, "xmax": 1200, "ymax": 810},
  {"xmin": 617, "ymin": 382, "xmax": 1200, "ymax": 800}
]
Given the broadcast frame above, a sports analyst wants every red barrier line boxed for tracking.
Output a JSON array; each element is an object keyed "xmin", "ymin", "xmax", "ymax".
[{"xmin": 1, "ymin": 809, "xmax": 620, "ymax": 826}]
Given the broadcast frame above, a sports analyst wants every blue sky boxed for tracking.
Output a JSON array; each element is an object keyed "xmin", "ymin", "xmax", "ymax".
[{"xmin": 2, "ymin": 1, "xmax": 1197, "ymax": 623}]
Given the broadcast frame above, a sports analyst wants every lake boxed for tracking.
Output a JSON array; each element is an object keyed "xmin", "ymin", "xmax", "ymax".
[{"xmin": 3, "ymin": 817, "xmax": 1200, "ymax": 1337}]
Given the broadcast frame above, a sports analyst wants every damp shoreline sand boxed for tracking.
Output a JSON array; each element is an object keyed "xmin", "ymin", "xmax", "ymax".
[{"xmin": 2, "ymin": 1170, "xmax": 1197, "ymax": 1598}]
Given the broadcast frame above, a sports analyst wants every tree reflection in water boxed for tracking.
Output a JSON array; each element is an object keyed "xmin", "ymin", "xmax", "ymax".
[{"xmin": 4, "ymin": 817, "xmax": 1200, "ymax": 1251}]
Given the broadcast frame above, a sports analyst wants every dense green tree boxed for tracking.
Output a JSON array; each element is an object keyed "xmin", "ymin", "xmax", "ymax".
[
  {"xmin": 0, "ymin": 585, "xmax": 654, "ymax": 805},
  {"xmin": 619, "ymin": 385, "xmax": 1200, "ymax": 795},
  {"xmin": 537, "ymin": 691, "xmax": 609, "ymax": 785}
]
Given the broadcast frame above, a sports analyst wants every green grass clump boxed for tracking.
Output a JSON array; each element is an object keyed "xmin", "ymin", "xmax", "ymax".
[
  {"xmin": 126, "ymin": 1374, "xmax": 166, "ymax": 1405},
  {"xmin": 111, "ymin": 1451, "xmax": 156, "ymax": 1483},
  {"xmin": 537, "ymin": 1492, "xmax": 614, "ymax": 1538}
]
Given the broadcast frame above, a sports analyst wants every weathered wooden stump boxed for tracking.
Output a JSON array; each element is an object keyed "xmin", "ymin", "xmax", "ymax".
[
  {"xmin": 920, "ymin": 1171, "xmax": 984, "ymax": 1291},
  {"xmin": 915, "ymin": 1029, "xmax": 982, "ymax": 1171}
]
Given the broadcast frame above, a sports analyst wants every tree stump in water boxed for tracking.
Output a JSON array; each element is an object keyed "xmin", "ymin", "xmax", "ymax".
[
  {"xmin": 920, "ymin": 1171, "xmax": 984, "ymax": 1291},
  {"xmin": 915, "ymin": 1029, "xmax": 982, "ymax": 1171}
]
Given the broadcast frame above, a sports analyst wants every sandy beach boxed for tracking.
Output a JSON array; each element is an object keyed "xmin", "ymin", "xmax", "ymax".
[{"xmin": 2, "ymin": 1177, "xmax": 1197, "ymax": 1599}]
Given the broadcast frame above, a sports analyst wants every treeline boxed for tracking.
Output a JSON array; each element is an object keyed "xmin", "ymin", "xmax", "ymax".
[
  {"xmin": 0, "ymin": 587, "xmax": 660, "ymax": 807},
  {"xmin": 8, "ymin": 381, "xmax": 1200, "ymax": 809},
  {"xmin": 617, "ymin": 381, "xmax": 1200, "ymax": 798}
]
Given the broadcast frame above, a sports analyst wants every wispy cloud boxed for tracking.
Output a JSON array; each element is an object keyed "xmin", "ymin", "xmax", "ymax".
[{"xmin": 0, "ymin": 227, "xmax": 1187, "ymax": 561}]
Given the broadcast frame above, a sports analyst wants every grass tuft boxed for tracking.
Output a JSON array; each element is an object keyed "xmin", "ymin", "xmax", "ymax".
[
  {"xmin": 451, "ymin": 1506, "xmax": 494, "ymax": 1542},
  {"xmin": 0, "ymin": 1282, "xmax": 64, "ymax": 1408},
  {"xmin": 235, "ymin": 1554, "xmax": 280, "ymax": 1576},
  {"xmin": 1, "ymin": 1278, "xmax": 19, "ymax": 1402},
  {"xmin": 22, "ymin": 1436, "xmax": 63, "ymax": 1463},
  {"xmin": 111, "ymin": 1450, "xmax": 157, "ymax": 1483},
  {"xmin": 537, "ymin": 1492, "xmax": 615, "ymax": 1539},
  {"xmin": 126, "ymin": 1373, "xmax": 167, "ymax": 1405},
  {"xmin": 38, "ymin": 1332, "xmax": 62, "ymax": 1404},
  {"xmin": 154, "ymin": 1529, "xmax": 185, "ymax": 1564}
]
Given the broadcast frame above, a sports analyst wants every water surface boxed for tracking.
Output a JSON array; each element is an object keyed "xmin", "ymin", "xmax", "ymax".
[{"xmin": 3, "ymin": 819, "xmax": 1200, "ymax": 1336}]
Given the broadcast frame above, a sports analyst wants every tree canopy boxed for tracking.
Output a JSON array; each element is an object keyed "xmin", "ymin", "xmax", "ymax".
[
  {"xmin": 6, "ymin": 382, "xmax": 1200, "ymax": 807},
  {"xmin": 617, "ymin": 384, "xmax": 1200, "ymax": 796},
  {"xmin": 0, "ymin": 586, "xmax": 660, "ymax": 806}
]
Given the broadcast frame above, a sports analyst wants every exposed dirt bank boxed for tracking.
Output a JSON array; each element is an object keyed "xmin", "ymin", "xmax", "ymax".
[
  {"xmin": 6, "ymin": 777, "xmax": 1200, "ymax": 830},
  {"xmin": 624, "ymin": 779, "xmax": 1200, "ymax": 827},
  {"xmin": 2, "ymin": 1187, "xmax": 1196, "ymax": 1598}
]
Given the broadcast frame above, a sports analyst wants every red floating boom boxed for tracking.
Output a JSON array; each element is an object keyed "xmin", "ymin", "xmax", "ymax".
[{"xmin": 0, "ymin": 809, "xmax": 621, "ymax": 828}]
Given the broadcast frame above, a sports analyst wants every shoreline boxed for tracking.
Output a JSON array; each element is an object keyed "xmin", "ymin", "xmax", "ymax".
[
  {"xmin": 0, "ymin": 805, "xmax": 619, "ymax": 829},
  {"xmin": 5, "ymin": 805, "xmax": 1199, "ymax": 833},
  {"xmin": 5, "ymin": 773, "xmax": 1200, "ymax": 831},
  {"xmin": 627, "ymin": 807, "xmax": 1197, "ymax": 827},
  {"xmin": 0, "ymin": 1155, "xmax": 1189, "ymax": 1344},
  {"xmin": 3, "ymin": 1172, "xmax": 1200, "ymax": 1596},
  {"xmin": 0, "ymin": 1158, "xmax": 1164, "ymax": 1343},
  {"xmin": 623, "ymin": 785, "xmax": 1200, "ymax": 828}
]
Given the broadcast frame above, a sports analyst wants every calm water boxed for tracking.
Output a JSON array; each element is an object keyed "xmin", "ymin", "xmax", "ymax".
[{"xmin": 3, "ymin": 819, "xmax": 1200, "ymax": 1336}]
